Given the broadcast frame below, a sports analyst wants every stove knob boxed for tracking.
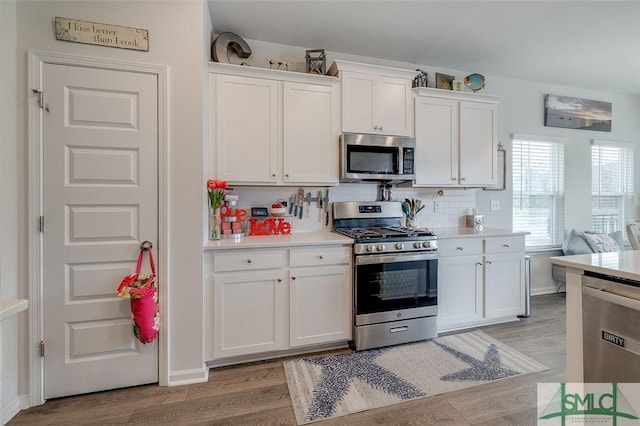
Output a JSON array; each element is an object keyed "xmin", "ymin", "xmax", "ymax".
[
  {"xmin": 422, "ymin": 241, "xmax": 431, "ymax": 248},
  {"xmin": 414, "ymin": 242, "xmax": 422, "ymax": 249},
  {"xmin": 366, "ymin": 244, "xmax": 374, "ymax": 252},
  {"xmin": 395, "ymin": 242, "xmax": 404, "ymax": 250},
  {"xmin": 376, "ymin": 244, "xmax": 385, "ymax": 252}
]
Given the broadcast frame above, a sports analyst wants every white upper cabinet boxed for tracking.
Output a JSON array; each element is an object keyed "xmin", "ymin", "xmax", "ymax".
[
  {"xmin": 283, "ymin": 82, "xmax": 338, "ymax": 184},
  {"xmin": 329, "ymin": 60, "xmax": 417, "ymax": 137},
  {"xmin": 209, "ymin": 63, "xmax": 339, "ymax": 186},
  {"xmin": 413, "ymin": 88, "xmax": 499, "ymax": 187},
  {"xmin": 213, "ymin": 74, "xmax": 280, "ymax": 183}
]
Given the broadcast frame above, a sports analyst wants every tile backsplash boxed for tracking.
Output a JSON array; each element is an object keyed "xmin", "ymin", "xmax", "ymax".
[{"xmin": 230, "ymin": 183, "xmax": 479, "ymax": 233}]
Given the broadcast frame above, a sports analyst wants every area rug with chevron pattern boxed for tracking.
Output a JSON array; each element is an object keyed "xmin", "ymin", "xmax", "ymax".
[{"xmin": 284, "ymin": 330, "xmax": 548, "ymax": 424}]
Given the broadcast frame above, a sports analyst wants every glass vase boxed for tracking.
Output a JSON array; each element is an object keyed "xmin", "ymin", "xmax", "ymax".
[{"xmin": 209, "ymin": 207, "xmax": 221, "ymax": 240}]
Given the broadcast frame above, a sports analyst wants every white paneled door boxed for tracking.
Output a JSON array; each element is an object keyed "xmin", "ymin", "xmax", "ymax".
[{"xmin": 42, "ymin": 64, "xmax": 158, "ymax": 398}]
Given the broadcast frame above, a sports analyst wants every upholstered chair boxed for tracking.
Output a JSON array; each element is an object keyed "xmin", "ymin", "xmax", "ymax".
[{"xmin": 626, "ymin": 221, "xmax": 640, "ymax": 250}]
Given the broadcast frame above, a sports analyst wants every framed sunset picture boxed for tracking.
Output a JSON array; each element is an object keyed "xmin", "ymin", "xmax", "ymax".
[{"xmin": 544, "ymin": 94, "xmax": 612, "ymax": 132}]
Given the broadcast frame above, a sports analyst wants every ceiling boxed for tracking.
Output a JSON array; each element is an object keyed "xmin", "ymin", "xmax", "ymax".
[{"xmin": 207, "ymin": 1, "xmax": 640, "ymax": 96}]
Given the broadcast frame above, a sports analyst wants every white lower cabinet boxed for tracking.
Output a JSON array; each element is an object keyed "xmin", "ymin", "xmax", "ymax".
[
  {"xmin": 209, "ymin": 245, "xmax": 351, "ymax": 360},
  {"xmin": 438, "ymin": 253, "xmax": 484, "ymax": 330},
  {"xmin": 484, "ymin": 252, "xmax": 525, "ymax": 320},
  {"xmin": 290, "ymin": 264, "xmax": 351, "ymax": 347},
  {"xmin": 437, "ymin": 235, "xmax": 525, "ymax": 332},
  {"xmin": 213, "ymin": 269, "xmax": 287, "ymax": 358}
]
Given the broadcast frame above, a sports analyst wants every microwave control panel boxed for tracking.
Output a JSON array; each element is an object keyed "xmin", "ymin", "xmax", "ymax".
[{"xmin": 403, "ymin": 148, "xmax": 414, "ymax": 174}]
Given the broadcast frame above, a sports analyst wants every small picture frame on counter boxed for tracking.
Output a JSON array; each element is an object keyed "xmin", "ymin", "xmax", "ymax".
[
  {"xmin": 435, "ymin": 73, "xmax": 454, "ymax": 90},
  {"xmin": 251, "ymin": 207, "xmax": 269, "ymax": 217}
]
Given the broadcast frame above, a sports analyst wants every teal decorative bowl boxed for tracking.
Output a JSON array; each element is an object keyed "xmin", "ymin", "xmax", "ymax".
[{"xmin": 464, "ymin": 73, "xmax": 486, "ymax": 92}]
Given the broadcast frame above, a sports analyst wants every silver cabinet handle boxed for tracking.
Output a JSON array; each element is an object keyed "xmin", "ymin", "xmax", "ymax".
[
  {"xmin": 379, "ymin": 126, "xmax": 383, "ymax": 131},
  {"xmin": 503, "ymin": 243, "xmax": 510, "ymax": 248},
  {"xmin": 246, "ymin": 259, "xmax": 252, "ymax": 264},
  {"xmin": 319, "ymin": 255, "xmax": 324, "ymax": 260},
  {"xmin": 374, "ymin": 125, "xmax": 378, "ymax": 130},
  {"xmin": 451, "ymin": 177, "xmax": 457, "ymax": 181},
  {"xmin": 460, "ymin": 177, "xmax": 466, "ymax": 181},
  {"xmin": 475, "ymin": 262, "xmax": 483, "ymax": 266},
  {"xmin": 271, "ymin": 173, "xmax": 276, "ymax": 177},
  {"xmin": 277, "ymin": 278, "xmax": 282, "ymax": 282},
  {"xmin": 291, "ymin": 276, "xmax": 296, "ymax": 280},
  {"xmin": 285, "ymin": 174, "xmax": 289, "ymax": 178},
  {"xmin": 456, "ymin": 247, "xmax": 464, "ymax": 251},
  {"xmin": 486, "ymin": 260, "xmax": 493, "ymax": 265}
]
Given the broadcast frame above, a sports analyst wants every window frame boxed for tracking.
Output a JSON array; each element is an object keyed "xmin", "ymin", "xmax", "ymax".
[
  {"xmin": 511, "ymin": 133, "xmax": 567, "ymax": 249},
  {"xmin": 591, "ymin": 139, "xmax": 636, "ymax": 238}
]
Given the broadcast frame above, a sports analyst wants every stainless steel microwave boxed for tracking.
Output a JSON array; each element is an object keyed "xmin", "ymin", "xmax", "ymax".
[{"xmin": 340, "ymin": 133, "xmax": 416, "ymax": 183}]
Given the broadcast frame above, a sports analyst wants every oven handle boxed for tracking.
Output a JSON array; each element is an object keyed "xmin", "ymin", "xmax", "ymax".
[{"xmin": 355, "ymin": 252, "xmax": 439, "ymax": 265}]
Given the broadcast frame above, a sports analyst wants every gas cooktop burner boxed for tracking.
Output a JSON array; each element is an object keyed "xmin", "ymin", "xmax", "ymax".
[
  {"xmin": 334, "ymin": 226, "xmax": 435, "ymax": 240},
  {"xmin": 332, "ymin": 201, "xmax": 438, "ymax": 254}
]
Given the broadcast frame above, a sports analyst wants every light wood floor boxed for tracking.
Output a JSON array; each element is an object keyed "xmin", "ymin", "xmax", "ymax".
[{"xmin": 10, "ymin": 294, "xmax": 566, "ymax": 425}]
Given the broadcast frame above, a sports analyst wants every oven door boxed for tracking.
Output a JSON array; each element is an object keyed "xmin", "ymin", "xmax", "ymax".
[{"xmin": 354, "ymin": 253, "xmax": 438, "ymax": 326}]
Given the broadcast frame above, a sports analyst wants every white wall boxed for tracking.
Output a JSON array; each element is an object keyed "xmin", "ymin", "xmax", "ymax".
[
  {"xmin": 0, "ymin": 0, "xmax": 23, "ymax": 420},
  {"xmin": 15, "ymin": 0, "xmax": 209, "ymax": 393}
]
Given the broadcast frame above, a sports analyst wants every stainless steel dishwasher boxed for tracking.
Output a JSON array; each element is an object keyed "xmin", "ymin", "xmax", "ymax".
[{"xmin": 582, "ymin": 272, "xmax": 640, "ymax": 382}]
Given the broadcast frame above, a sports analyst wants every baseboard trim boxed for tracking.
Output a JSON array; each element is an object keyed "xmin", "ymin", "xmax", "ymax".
[
  {"xmin": 3, "ymin": 395, "xmax": 21, "ymax": 425},
  {"xmin": 167, "ymin": 367, "xmax": 208, "ymax": 386},
  {"xmin": 19, "ymin": 394, "xmax": 30, "ymax": 410},
  {"xmin": 532, "ymin": 285, "xmax": 564, "ymax": 296}
]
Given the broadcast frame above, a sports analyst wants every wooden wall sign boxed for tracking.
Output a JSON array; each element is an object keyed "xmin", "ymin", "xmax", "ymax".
[{"xmin": 55, "ymin": 17, "xmax": 149, "ymax": 52}]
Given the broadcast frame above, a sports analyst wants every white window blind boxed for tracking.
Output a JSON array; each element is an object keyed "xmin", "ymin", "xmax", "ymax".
[
  {"xmin": 591, "ymin": 140, "xmax": 635, "ymax": 235},
  {"xmin": 512, "ymin": 134, "xmax": 565, "ymax": 248}
]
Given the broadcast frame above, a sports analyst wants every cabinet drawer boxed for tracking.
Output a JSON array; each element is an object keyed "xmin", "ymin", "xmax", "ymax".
[
  {"xmin": 485, "ymin": 236, "xmax": 525, "ymax": 254},
  {"xmin": 290, "ymin": 246, "xmax": 351, "ymax": 267},
  {"xmin": 438, "ymin": 238, "xmax": 483, "ymax": 257},
  {"xmin": 213, "ymin": 249, "xmax": 287, "ymax": 272}
]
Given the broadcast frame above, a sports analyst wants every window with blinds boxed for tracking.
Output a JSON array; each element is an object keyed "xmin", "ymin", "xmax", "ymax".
[
  {"xmin": 512, "ymin": 134, "xmax": 566, "ymax": 248},
  {"xmin": 591, "ymin": 140, "xmax": 635, "ymax": 235}
]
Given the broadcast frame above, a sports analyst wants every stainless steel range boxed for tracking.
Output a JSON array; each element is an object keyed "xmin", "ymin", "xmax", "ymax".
[{"xmin": 333, "ymin": 201, "xmax": 438, "ymax": 351}]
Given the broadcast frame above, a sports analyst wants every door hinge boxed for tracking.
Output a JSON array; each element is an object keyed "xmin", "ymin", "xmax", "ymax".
[
  {"xmin": 38, "ymin": 216, "xmax": 45, "ymax": 233},
  {"xmin": 32, "ymin": 89, "xmax": 44, "ymax": 109},
  {"xmin": 39, "ymin": 340, "xmax": 45, "ymax": 357}
]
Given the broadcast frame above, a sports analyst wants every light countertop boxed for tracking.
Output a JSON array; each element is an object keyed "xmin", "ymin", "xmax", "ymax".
[
  {"xmin": 0, "ymin": 299, "xmax": 28, "ymax": 321},
  {"xmin": 204, "ymin": 228, "xmax": 525, "ymax": 251},
  {"xmin": 204, "ymin": 231, "xmax": 353, "ymax": 251},
  {"xmin": 549, "ymin": 251, "xmax": 640, "ymax": 282}
]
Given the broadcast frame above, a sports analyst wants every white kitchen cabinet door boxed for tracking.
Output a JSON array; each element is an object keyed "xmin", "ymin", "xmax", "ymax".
[
  {"xmin": 459, "ymin": 101, "xmax": 497, "ymax": 186},
  {"xmin": 213, "ymin": 269, "xmax": 287, "ymax": 358},
  {"xmin": 283, "ymin": 82, "xmax": 338, "ymax": 184},
  {"xmin": 484, "ymin": 252, "xmax": 525, "ymax": 320},
  {"xmin": 340, "ymin": 71, "xmax": 413, "ymax": 136},
  {"xmin": 289, "ymin": 265, "xmax": 351, "ymax": 347},
  {"xmin": 340, "ymin": 71, "xmax": 376, "ymax": 134},
  {"xmin": 437, "ymin": 254, "xmax": 484, "ymax": 332},
  {"xmin": 414, "ymin": 97, "xmax": 459, "ymax": 186},
  {"xmin": 376, "ymin": 76, "xmax": 414, "ymax": 136},
  {"xmin": 213, "ymin": 74, "xmax": 279, "ymax": 184}
]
